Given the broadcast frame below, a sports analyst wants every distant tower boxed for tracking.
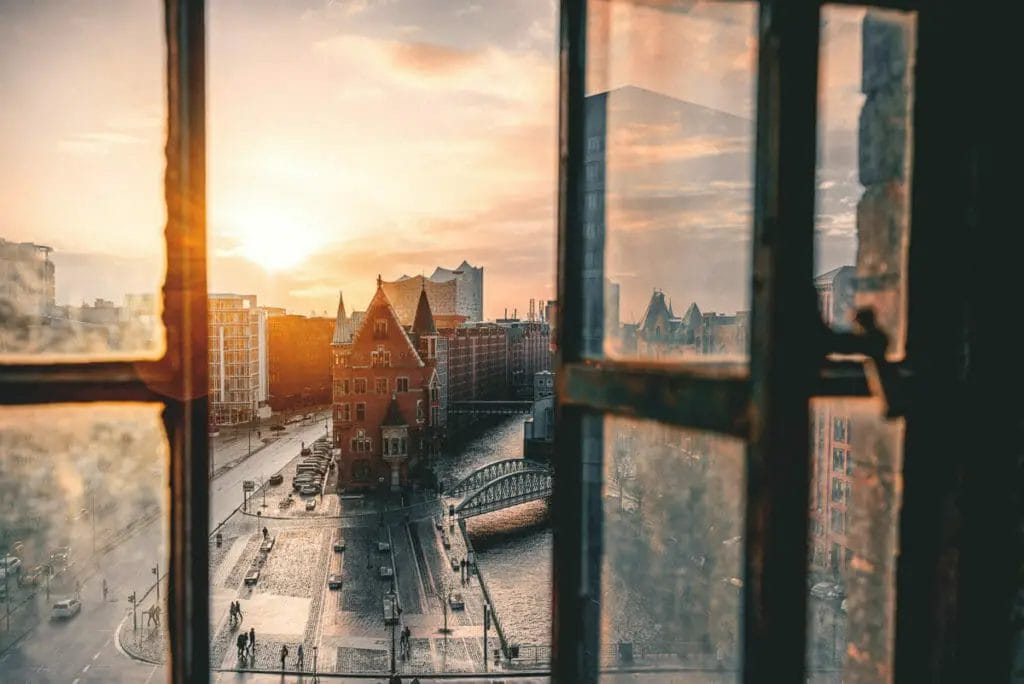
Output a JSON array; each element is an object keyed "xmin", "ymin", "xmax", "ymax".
[{"xmin": 529, "ymin": 298, "xmax": 536, "ymax": 321}]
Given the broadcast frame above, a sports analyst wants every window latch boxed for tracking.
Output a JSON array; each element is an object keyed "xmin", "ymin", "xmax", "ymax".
[{"xmin": 827, "ymin": 308, "xmax": 907, "ymax": 418}]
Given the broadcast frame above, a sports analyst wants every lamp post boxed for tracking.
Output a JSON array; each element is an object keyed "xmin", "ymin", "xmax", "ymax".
[
  {"xmin": 152, "ymin": 563, "xmax": 159, "ymax": 602},
  {"xmin": 378, "ymin": 475, "xmax": 386, "ymax": 527},
  {"xmin": 387, "ymin": 587, "xmax": 397, "ymax": 675},
  {"xmin": 312, "ymin": 644, "xmax": 318, "ymax": 678}
]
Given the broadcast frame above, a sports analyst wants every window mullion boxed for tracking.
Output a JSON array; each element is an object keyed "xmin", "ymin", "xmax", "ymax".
[
  {"xmin": 552, "ymin": 0, "xmax": 601, "ymax": 681},
  {"xmin": 163, "ymin": 1, "xmax": 209, "ymax": 682},
  {"xmin": 744, "ymin": 0, "xmax": 821, "ymax": 681}
]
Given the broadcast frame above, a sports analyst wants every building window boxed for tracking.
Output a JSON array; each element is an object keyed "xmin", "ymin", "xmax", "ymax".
[
  {"xmin": 430, "ymin": 387, "xmax": 439, "ymax": 402},
  {"xmin": 351, "ymin": 429, "xmax": 371, "ymax": 453},
  {"xmin": 416, "ymin": 399, "xmax": 425, "ymax": 423},
  {"xmin": 832, "ymin": 448, "xmax": 844, "ymax": 472},
  {"xmin": 371, "ymin": 345, "xmax": 391, "ymax": 368},
  {"xmin": 356, "ymin": 403, "xmax": 365, "ymax": 421},
  {"xmin": 374, "ymin": 318, "xmax": 387, "ymax": 338},
  {"xmin": 375, "ymin": 378, "xmax": 388, "ymax": 394},
  {"xmin": 339, "ymin": 403, "xmax": 350, "ymax": 421},
  {"xmin": 833, "ymin": 417, "xmax": 847, "ymax": 442},
  {"xmin": 390, "ymin": 437, "xmax": 401, "ymax": 455},
  {"xmin": 846, "ymin": 454, "xmax": 854, "ymax": 476},
  {"xmin": 832, "ymin": 479, "xmax": 844, "ymax": 503},
  {"xmin": 354, "ymin": 378, "xmax": 367, "ymax": 394},
  {"xmin": 396, "ymin": 377, "xmax": 409, "ymax": 393},
  {"xmin": 831, "ymin": 508, "xmax": 844, "ymax": 535},
  {"xmin": 353, "ymin": 460, "xmax": 371, "ymax": 480},
  {"xmin": 341, "ymin": 379, "xmax": 350, "ymax": 395}
]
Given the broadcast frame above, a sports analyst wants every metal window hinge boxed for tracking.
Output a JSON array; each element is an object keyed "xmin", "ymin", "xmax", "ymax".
[{"xmin": 827, "ymin": 308, "xmax": 908, "ymax": 419}]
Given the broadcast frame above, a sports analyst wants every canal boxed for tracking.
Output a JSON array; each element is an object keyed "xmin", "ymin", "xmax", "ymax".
[{"xmin": 433, "ymin": 417, "xmax": 552, "ymax": 646}]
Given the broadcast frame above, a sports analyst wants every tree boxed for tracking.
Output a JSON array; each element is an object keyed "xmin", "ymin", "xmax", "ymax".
[{"xmin": 436, "ymin": 572, "xmax": 454, "ymax": 634}]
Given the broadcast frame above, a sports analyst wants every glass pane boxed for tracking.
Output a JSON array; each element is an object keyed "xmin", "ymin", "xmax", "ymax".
[
  {"xmin": 0, "ymin": 1, "xmax": 166, "ymax": 360},
  {"xmin": 208, "ymin": 0, "xmax": 560, "ymax": 675},
  {"xmin": 807, "ymin": 398, "xmax": 904, "ymax": 682},
  {"xmin": 601, "ymin": 415, "xmax": 745, "ymax": 679},
  {"xmin": 0, "ymin": 404, "xmax": 169, "ymax": 679},
  {"xmin": 816, "ymin": 6, "xmax": 915, "ymax": 359},
  {"xmin": 585, "ymin": 1, "xmax": 757, "ymax": 362}
]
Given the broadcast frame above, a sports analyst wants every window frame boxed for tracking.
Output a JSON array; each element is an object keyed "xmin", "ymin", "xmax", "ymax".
[
  {"xmin": 553, "ymin": 0, "xmax": 1014, "ymax": 682},
  {"xmin": 0, "ymin": 2, "xmax": 209, "ymax": 681}
]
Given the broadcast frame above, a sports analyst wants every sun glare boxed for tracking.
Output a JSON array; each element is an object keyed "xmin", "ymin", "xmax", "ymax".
[{"xmin": 235, "ymin": 212, "xmax": 319, "ymax": 272}]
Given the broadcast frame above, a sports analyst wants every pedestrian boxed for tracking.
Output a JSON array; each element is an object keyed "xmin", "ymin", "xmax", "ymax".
[
  {"xmin": 236, "ymin": 600, "xmax": 244, "ymax": 621},
  {"xmin": 262, "ymin": 526, "xmax": 268, "ymax": 540},
  {"xmin": 297, "ymin": 643, "xmax": 304, "ymax": 669},
  {"xmin": 229, "ymin": 601, "xmax": 236, "ymax": 625},
  {"xmin": 102, "ymin": 578, "xmax": 108, "ymax": 601},
  {"xmin": 280, "ymin": 644, "xmax": 289, "ymax": 670},
  {"xmin": 249, "ymin": 627, "xmax": 256, "ymax": 656},
  {"xmin": 236, "ymin": 632, "xmax": 246, "ymax": 660}
]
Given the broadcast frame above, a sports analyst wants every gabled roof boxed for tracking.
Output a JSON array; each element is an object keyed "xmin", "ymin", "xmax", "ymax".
[
  {"xmin": 381, "ymin": 395, "xmax": 407, "ymax": 427},
  {"xmin": 412, "ymin": 287, "xmax": 437, "ymax": 336},
  {"xmin": 638, "ymin": 290, "xmax": 672, "ymax": 333},
  {"xmin": 349, "ymin": 279, "xmax": 425, "ymax": 367}
]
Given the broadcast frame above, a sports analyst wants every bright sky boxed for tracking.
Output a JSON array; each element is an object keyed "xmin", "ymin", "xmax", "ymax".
[{"xmin": 0, "ymin": 0, "xmax": 873, "ymax": 321}]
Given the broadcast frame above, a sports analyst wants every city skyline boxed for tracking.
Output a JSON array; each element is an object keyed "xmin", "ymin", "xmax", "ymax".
[{"xmin": 1, "ymin": 0, "xmax": 867, "ymax": 321}]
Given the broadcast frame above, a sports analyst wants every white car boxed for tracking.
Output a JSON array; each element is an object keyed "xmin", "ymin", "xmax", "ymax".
[
  {"xmin": 0, "ymin": 555, "xmax": 22, "ymax": 578},
  {"xmin": 305, "ymin": 498, "xmax": 317, "ymax": 511},
  {"xmin": 379, "ymin": 566, "xmax": 394, "ymax": 578},
  {"xmin": 52, "ymin": 599, "xmax": 81, "ymax": 619},
  {"xmin": 449, "ymin": 592, "xmax": 465, "ymax": 610}
]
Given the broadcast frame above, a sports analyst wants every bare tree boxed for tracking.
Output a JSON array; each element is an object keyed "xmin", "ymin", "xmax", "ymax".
[{"xmin": 436, "ymin": 572, "xmax": 454, "ymax": 634}]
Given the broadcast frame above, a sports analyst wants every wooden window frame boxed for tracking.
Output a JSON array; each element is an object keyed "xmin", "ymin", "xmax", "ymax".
[
  {"xmin": 554, "ymin": 0, "xmax": 1017, "ymax": 682},
  {"xmin": 0, "ymin": 2, "xmax": 207, "ymax": 682}
]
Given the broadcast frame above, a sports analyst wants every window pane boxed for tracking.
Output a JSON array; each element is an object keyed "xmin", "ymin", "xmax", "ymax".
[
  {"xmin": 601, "ymin": 415, "xmax": 745, "ymax": 678},
  {"xmin": 584, "ymin": 1, "xmax": 757, "ymax": 362},
  {"xmin": 808, "ymin": 398, "xmax": 903, "ymax": 681},
  {"xmin": 0, "ymin": 404, "xmax": 169, "ymax": 679},
  {"xmin": 0, "ymin": 1, "xmax": 166, "ymax": 360},
  {"xmin": 816, "ymin": 6, "xmax": 916, "ymax": 359}
]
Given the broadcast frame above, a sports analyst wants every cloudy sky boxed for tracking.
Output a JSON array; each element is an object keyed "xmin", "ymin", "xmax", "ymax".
[{"xmin": 0, "ymin": 0, "xmax": 873, "ymax": 322}]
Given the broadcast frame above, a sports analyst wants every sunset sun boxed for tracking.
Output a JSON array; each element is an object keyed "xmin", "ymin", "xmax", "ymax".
[{"xmin": 234, "ymin": 211, "xmax": 320, "ymax": 272}]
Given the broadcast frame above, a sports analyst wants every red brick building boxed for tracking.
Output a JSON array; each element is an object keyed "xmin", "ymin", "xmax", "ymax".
[
  {"xmin": 267, "ymin": 314, "xmax": 334, "ymax": 412},
  {"xmin": 331, "ymin": 278, "xmax": 440, "ymax": 491}
]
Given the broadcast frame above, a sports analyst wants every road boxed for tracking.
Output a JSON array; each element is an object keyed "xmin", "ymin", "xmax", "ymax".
[{"xmin": 0, "ymin": 413, "xmax": 330, "ymax": 683}]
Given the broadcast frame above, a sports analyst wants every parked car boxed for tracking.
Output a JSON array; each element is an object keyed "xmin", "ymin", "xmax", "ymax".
[
  {"xmin": 269, "ymin": 424, "xmax": 286, "ymax": 432},
  {"xmin": 383, "ymin": 592, "xmax": 399, "ymax": 624},
  {"xmin": 244, "ymin": 568, "xmax": 260, "ymax": 585},
  {"xmin": 449, "ymin": 592, "xmax": 465, "ymax": 610},
  {"xmin": 379, "ymin": 566, "xmax": 393, "ymax": 578},
  {"xmin": 810, "ymin": 581, "xmax": 844, "ymax": 600},
  {"xmin": 327, "ymin": 574, "xmax": 343, "ymax": 590},
  {"xmin": 52, "ymin": 599, "xmax": 81, "ymax": 619},
  {"xmin": 0, "ymin": 555, "xmax": 22, "ymax": 578},
  {"xmin": 20, "ymin": 565, "xmax": 46, "ymax": 588},
  {"xmin": 333, "ymin": 538, "xmax": 346, "ymax": 552},
  {"xmin": 305, "ymin": 498, "xmax": 317, "ymax": 511},
  {"xmin": 268, "ymin": 474, "xmax": 284, "ymax": 486},
  {"xmin": 300, "ymin": 483, "xmax": 321, "ymax": 496},
  {"xmin": 378, "ymin": 541, "xmax": 391, "ymax": 552},
  {"xmin": 49, "ymin": 547, "xmax": 70, "ymax": 568}
]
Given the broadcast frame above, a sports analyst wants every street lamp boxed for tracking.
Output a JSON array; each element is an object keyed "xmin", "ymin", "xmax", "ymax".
[{"xmin": 386, "ymin": 587, "xmax": 398, "ymax": 675}]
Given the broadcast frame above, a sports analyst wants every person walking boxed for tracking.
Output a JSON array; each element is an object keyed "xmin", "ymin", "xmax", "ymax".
[
  {"xmin": 236, "ymin": 632, "xmax": 246, "ymax": 661},
  {"xmin": 249, "ymin": 626, "xmax": 256, "ymax": 657},
  {"xmin": 102, "ymin": 578, "xmax": 108, "ymax": 601},
  {"xmin": 296, "ymin": 643, "xmax": 305, "ymax": 670},
  {"xmin": 235, "ymin": 600, "xmax": 244, "ymax": 622},
  {"xmin": 280, "ymin": 644, "xmax": 289, "ymax": 670}
]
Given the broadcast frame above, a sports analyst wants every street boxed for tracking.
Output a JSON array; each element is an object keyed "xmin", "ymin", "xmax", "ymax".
[{"xmin": 0, "ymin": 413, "xmax": 330, "ymax": 683}]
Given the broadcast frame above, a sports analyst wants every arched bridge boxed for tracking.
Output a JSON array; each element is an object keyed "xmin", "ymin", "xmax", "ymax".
[
  {"xmin": 448, "ymin": 400, "xmax": 533, "ymax": 416},
  {"xmin": 446, "ymin": 459, "xmax": 552, "ymax": 518}
]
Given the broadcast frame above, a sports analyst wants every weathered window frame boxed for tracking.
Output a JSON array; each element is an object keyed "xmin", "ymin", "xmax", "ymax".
[
  {"xmin": 0, "ymin": 2, "xmax": 208, "ymax": 682},
  {"xmin": 553, "ymin": 0, "xmax": 1017, "ymax": 682}
]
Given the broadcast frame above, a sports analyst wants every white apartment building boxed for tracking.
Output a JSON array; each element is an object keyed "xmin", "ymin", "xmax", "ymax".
[{"xmin": 208, "ymin": 293, "xmax": 264, "ymax": 426}]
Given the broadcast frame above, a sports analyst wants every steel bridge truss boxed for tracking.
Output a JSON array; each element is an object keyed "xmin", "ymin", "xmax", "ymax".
[
  {"xmin": 448, "ymin": 400, "xmax": 534, "ymax": 416},
  {"xmin": 447, "ymin": 458, "xmax": 548, "ymax": 496},
  {"xmin": 455, "ymin": 469, "xmax": 553, "ymax": 518}
]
